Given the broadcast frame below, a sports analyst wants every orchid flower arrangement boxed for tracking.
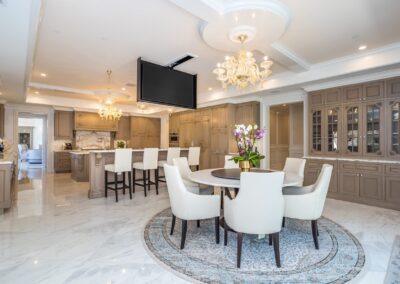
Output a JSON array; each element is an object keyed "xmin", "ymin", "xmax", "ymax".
[{"xmin": 232, "ymin": 124, "xmax": 266, "ymax": 168}]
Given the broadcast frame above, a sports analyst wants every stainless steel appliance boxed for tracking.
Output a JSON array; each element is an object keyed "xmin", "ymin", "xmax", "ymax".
[{"xmin": 169, "ymin": 133, "xmax": 179, "ymax": 147}]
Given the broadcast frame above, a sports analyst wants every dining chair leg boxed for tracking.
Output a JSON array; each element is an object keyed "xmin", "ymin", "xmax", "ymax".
[
  {"xmin": 180, "ymin": 219, "xmax": 187, "ymax": 249},
  {"xmin": 224, "ymin": 219, "xmax": 228, "ymax": 246},
  {"xmin": 197, "ymin": 220, "xmax": 200, "ymax": 228},
  {"xmin": 220, "ymin": 189, "xmax": 224, "ymax": 209},
  {"xmin": 143, "ymin": 170, "xmax": 147, "ymax": 197},
  {"xmin": 104, "ymin": 171, "xmax": 108, "ymax": 198},
  {"xmin": 237, "ymin": 232, "xmax": 243, "ymax": 268},
  {"xmin": 269, "ymin": 234, "xmax": 272, "ymax": 246},
  {"xmin": 132, "ymin": 169, "xmax": 136, "ymax": 194},
  {"xmin": 215, "ymin": 217, "xmax": 220, "ymax": 244},
  {"xmin": 122, "ymin": 172, "xmax": 126, "ymax": 195},
  {"xmin": 114, "ymin": 173, "xmax": 118, "ymax": 203},
  {"xmin": 155, "ymin": 169, "xmax": 159, "ymax": 195},
  {"xmin": 311, "ymin": 220, "xmax": 319, "ymax": 250},
  {"xmin": 272, "ymin": 232, "xmax": 281, "ymax": 267},
  {"xmin": 128, "ymin": 171, "xmax": 132, "ymax": 199},
  {"xmin": 170, "ymin": 214, "xmax": 176, "ymax": 235},
  {"xmin": 282, "ymin": 217, "xmax": 285, "ymax": 227},
  {"xmin": 196, "ymin": 165, "xmax": 199, "ymax": 171}
]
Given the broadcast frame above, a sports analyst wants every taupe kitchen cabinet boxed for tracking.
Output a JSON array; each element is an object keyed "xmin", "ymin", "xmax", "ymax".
[
  {"xmin": 130, "ymin": 117, "xmax": 160, "ymax": 149},
  {"xmin": 54, "ymin": 110, "xmax": 73, "ymax": 140},
  {"xmin": 309, "ymin": 88, "xmax": 341, "ymax": 107},
  {"xmin": 115, "ymin": 116, "xmax": 131, "ymax": 141},
  {"xmin": 386, "ymin": 77, "xmax": 400, "ymax": 98},
  {"xmin": 387, "ymin": 99, "xmax": 400, "ymax": 158},
  {"xmin": 169, "ymin": 113, "xmax": 180, "ymax": 133},
  {"xmin": 235, "ymin": 102, "xmax": 260, "ymax": 125},
  {"xmin": 342, "ymin": 81, "xmax": 384, "ymax": 102},
  {"xmin": 309, "ymin": 105, "xmax": 341, "ymax": 155},
  {"xmin": 0, "ymin": 162, "xmax": 14, "ymax": 210},
  {"xmin": 54, "ymin": 151, "xmax": 71, "ymax": 173},
  {"xmin": 385, "ymin": 165, "xmax": 400, "ymax": 209},
  {"xmin": 342, "ymin": 100, "xmax": 385, "ymax": 157},
  {"xmin": 74, "ymin": 111, "xmax": 118, "ymax": 131}
]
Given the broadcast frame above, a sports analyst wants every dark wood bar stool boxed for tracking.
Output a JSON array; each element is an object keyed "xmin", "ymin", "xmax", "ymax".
[
  {"xmin": 104, "ymin": 148, "xmax": 133, "ymax": 202},
  {"xmin": 132, "ymin": 148, "xmax": 159, "ymax": 197}
]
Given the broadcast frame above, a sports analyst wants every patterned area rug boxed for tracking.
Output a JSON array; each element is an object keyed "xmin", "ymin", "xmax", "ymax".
[{"xmin": 144, "ymin": 208, "xmax": 365, "ymax": 283}]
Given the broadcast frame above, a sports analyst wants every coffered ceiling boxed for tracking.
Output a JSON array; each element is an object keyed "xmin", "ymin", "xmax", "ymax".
[{"xmin": 1, "ymin": 0, "xmax": 400, "ymax": 112}]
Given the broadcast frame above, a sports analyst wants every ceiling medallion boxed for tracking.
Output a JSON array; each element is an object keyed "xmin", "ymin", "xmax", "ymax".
[
  {"xmin": 98, "ymin": 70, "xmax": 122, "ymax": 120},
  {"xmin": 213, "ymin": 33, "xmax": 273, "ymax": 89}
]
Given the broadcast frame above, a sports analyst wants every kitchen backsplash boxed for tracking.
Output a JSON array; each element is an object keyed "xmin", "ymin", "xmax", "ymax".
[{"xmin": 75, "ymin": 131, "xmax": 111, "ymax": 149}]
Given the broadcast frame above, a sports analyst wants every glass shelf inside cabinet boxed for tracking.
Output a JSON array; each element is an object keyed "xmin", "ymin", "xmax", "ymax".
[
  {"xmin": 391, "ymin": 102, "xmax": 400, "ymax": 154},
  {"xmin": 327, "ymin": 108, "xmax": 339, "ymax": 153},
  {"xmin": 366, "ymin": 104, "xmax": 381, "ymax": 154},
  {"xmin": 346, "ymin": 106, "xmax": 359, "ymax": 153},
  {"xmin": 312, "ymin": 110, "xmax": 322, "ymax": 151}
]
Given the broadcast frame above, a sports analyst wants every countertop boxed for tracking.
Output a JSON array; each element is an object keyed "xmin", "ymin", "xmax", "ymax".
[
  {"xmin": 89, "ymin": 148, "xmax": 189, "ymax": 153},
  {"xmin": 0, "ymin": 160, "xmax": 13, "ymax": 165},
  {"xmin": 304, "ymin": 156, "xmax": 400, "ymax": 164}
]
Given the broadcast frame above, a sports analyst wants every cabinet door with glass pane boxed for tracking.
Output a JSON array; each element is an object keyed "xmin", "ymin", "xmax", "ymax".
[
  {"xmin": 388, "ymin": 100, "xmax": 400, "ymax": 158},
  {"xmin": 324, "ymin": 106, "xmax": 341, "ymax": 155},
  {"xmin": 310, "ymin": 108, "xmax": 324, "ymax": 154},
  {"xmin": 362, "ymin": 101, "xmax": 384, "ymax": 157},
  {"xmin": 343, "ymin": 104, "xmax": 362, "ymax": 156}
]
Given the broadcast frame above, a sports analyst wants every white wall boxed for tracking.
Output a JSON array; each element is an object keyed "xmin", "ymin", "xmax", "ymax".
[{"xmin": 18, "ymin": 117, "xmax": 44, "ymax": 149}]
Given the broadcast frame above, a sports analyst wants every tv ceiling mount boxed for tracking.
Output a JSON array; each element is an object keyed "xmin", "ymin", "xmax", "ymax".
[{"xmin": 165, "ymin": 53, "xmax": 198, "ymax": 69}]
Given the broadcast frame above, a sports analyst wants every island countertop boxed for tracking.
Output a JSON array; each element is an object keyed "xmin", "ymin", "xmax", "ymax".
[{"xmin": 89, "ymin": 148, "xmax": 189, "ymax": 154}]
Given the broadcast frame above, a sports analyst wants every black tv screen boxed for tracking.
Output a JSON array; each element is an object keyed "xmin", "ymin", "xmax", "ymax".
[{"xmin": 137, "ymin": 58, "xmax": 197, "ymax": 109}]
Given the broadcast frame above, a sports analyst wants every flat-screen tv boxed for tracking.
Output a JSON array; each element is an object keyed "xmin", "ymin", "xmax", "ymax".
[{"xmin": 137, "ymin": 58, "xmax": 197, "ymax": 109}]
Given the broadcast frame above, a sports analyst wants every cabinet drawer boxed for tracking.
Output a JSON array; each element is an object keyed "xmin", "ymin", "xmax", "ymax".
[
  {"xmin": 339, "ymin": 162, "xmax": 357, "ymax": 171},
  {"xmin": 306, "ymin": 160, "xmax": 323, "ymax": 169},
  {"xmin": 385, "ymin": 164, "xmax": 400, "ymax": 176},
  {"xmin": 357, "ymin": 163, "xmax": 383, "ymax": 173}
]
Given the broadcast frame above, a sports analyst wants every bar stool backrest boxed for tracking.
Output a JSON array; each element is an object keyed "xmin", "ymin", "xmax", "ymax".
[
  {"xmin": 167, "ymin": 147, "xmax": 181, "ymax": 165},
  {"xmin": 143, "ymin": 148, "xmax": 159, "ymax": 170},
  {"xmin": 188, "ymin": 147, "xmax": 200, "ymax": 166},
  {"xmin": 114, "ymin": 148, "xmax": 133, "ymax": 173}
]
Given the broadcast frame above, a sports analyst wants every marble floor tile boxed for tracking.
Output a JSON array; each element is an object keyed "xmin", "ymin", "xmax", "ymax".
[{"xmin": 0, "ymin": 169, "xmax": 399, "ymax": 283}]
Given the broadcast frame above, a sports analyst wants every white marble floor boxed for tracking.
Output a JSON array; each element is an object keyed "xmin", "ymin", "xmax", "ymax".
[{"xmin": 0, "ymin": 168, "xmax": 399, "ymax": 284}]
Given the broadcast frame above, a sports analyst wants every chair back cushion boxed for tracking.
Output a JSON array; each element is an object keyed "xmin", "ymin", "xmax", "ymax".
[
  {"xmin": 225, "ymin": 172, "xmax": 285, "ymax": 234},
  {"xmin": 312, "ymin": 164, "xmax": 333, "ymax": 216},
  {"xmin": 188, "ymin": 147, "xmax": 200, "ymax": 166},
  {"xmin": 167, "ymin": 147, "xmax": 181, "ymax": 165},
  {"xmin": 283, "ymin": 158, "xmax": 306, "ymax": 178},
  {"xmin": 143, "ymin": 148, "xmax": 159, "ymax": 170},
  {"xmin": 114, "ymin": 148, "xmax": 133, "ymax": 172},
  {"xmin": 172, "ymin": 157, "xmax": 192, "ymax": 180},
  {"xmin": 224, "ymin": 155, "xmax": 239, "ymax": 169}
]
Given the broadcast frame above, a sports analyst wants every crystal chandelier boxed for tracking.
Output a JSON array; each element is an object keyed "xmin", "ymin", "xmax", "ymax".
[
  {"xmin": 213, "ymin": 34, "xmax": 273, "ymax": 89},
  {"xmin": 98, "ymin": 70, "xmax": 123, "ymax": 120}
]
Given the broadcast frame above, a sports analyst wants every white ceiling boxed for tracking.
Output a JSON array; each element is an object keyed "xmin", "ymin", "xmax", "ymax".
[{"xmin": 2, "ymin": 0, "xmax": 400, "ymax": 111}]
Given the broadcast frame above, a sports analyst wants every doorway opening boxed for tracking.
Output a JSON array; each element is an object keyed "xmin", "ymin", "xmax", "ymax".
[
  {"xmin": 269, "ymin": 102, "xmax": 304, "ymax": 170},
  {"xmin": 17, "ymin": 114, "xmax": 47, "ymax": 170}
]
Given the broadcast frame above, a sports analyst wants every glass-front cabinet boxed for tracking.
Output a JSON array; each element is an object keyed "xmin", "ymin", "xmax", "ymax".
[
  {"xmin": 343, "ymin": 104, "xmax": 361, "ymax": 155},
  {"xmin": 363, "ymin": 101, "xmax": 384, "ymax": 156},
  {"xmin": 310, "ymin": 108, "xmax": 323, "ymax": 154},
  {"xmin": 388, "ymin": 100, "xmax": 400, "ymax": 157},
  {"xmin": 325, "ymin": 106, "xmax": 341, "ymax": 154}
]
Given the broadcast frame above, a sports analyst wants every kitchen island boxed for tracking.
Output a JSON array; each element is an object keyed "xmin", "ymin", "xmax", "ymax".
[
  {"xmin": 87, "ymin": 149, "xmax": 188, "ymax": 198},
  {"xmin": 70, "ymin": 151, "xmax": 90, "ymax": 182}
]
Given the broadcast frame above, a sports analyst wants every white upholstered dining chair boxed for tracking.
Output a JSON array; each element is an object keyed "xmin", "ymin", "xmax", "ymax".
[
  {"xmin": 164, "ymin": 164, "xmax": 221, "ymax": 249},
  {"xmin": 283, "ymin": 164, "xmax": 333, "ymax": 250},
  {"xmin": 224, "ymin": 155, "xmax": 239, "ymax": 169},
  {"xmin": 282, "ymin": 157, "xmax": 306, "ymax": 186},
  {"xmin": 223, "ymin": 171, "xmax": 285, "ymax": 268}
]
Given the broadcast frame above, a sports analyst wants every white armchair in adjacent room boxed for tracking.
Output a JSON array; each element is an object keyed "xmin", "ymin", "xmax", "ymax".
[
  {"xmin": 283, "ymin": 164, "xmax": 333, "ymax": 250},
  {"xmin": 164, "ymin": 164, "xmax": 220, "ymax": 249},
  {"xmin": 282, "ymin": 157, "xmax": 306, "ymax": 187},
  {"xmin": 223, "ymin": 171, "xmax": 285, "ymax": 268}
]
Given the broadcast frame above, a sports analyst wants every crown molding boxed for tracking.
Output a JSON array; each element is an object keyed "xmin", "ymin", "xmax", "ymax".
[{"xmin": 271, "ymin": 41, "xmax": 310, "ymax": 71}]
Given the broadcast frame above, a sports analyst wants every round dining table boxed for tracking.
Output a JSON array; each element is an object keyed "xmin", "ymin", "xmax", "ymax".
[{"xmin": 189, "ymin": 168, "xmax": 302, "ymax": 189}]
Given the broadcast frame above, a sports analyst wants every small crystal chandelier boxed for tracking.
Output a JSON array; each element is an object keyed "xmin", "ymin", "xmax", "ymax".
[
  {"xmin": 98, "ymin": 70, "xmax": 123, "ymax": 120},
  {"xmin": 213, "ymin": 34, "xmax": 273, "ymax": 89}
]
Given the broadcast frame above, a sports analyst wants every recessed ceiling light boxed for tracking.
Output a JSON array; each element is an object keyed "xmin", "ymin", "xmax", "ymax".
[
  {"xmin": 34, "ymin": 91, "xmax": 39, "ymax": 94},
  {"xmin": 234, "ymin": 15, "xmax": 239, "ymax": 22},
  {"xmin": 208, "ymin": 87, "xmax": 213, "ymax": 91},
  {"xmin": 121, "ymin": 87, "xmax": 126, "ymax": 91},
  {"xmin": 251, "ymin": 12, "xmax": 256, "ymax": 19},
  {"xmin": 282, "ymin": 104, "xmax": 286, "ymax": 107},
  {"xmin": 40, "ymin": 73, "xmax": 47, "ymax": 77},
  {"xmin": 358, "ymin": 45, "xmax": 367, "ymax": 50},
  {"xmin": 0, "ymin": 92, "xmax": 2, "ymax": 95}
]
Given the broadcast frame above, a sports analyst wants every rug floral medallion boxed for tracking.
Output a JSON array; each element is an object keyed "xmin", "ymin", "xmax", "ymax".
[{"xmin": 144, "ymin": 208, "xmax": 365, "ymax": 283}]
